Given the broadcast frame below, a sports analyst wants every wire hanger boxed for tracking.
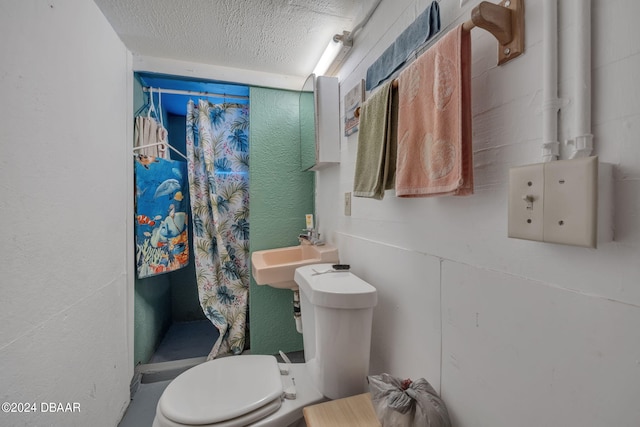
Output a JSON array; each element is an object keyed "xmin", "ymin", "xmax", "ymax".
[
  {"xmin": 147, "ymin": 87, "xmax": 158, "ymax": 120},
  {"xmin": 133, "ymin": 142, "xmax": 188, "ymax": 161},
  {"xmin": 157, "ymin": 89, "xmax": 164, "ymax": 128},
  {"xmin": 133, "ymin": 87, "xmax": 188, "ymax": 161},
  {"xmin": 134, "ymin": 87, "xmax": 152, "ymax": 117}
]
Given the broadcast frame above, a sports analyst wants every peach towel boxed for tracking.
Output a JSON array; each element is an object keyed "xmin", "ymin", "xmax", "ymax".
[{"xmin": 395, "ymin": 24, "xmax": 473, "ymax": 197}]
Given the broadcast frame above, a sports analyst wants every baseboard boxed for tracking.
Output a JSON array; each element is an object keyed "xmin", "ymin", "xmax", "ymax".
[{"xmin": 129, "ymin": 370, "xmax": 142, "ymax": 399}]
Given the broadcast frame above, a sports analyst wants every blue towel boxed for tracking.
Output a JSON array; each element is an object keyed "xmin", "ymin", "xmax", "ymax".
[
  {"xmin": 366, "ymin": 1, "xmax": 441, "ymax": 91},
  {"xmin": 134, "ymin": 154, "xmax": 189, "ymax": 279}
]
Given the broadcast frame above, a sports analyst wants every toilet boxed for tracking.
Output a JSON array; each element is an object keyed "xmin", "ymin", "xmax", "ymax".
[{"xmin": 152, "ymin": 263, "xmax": 378, "ymax": 427}]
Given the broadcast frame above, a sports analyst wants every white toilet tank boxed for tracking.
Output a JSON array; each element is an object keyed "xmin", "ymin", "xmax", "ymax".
[{"xmin": 294, "ymin": 264, "xmax": 377, "ymax": 400}]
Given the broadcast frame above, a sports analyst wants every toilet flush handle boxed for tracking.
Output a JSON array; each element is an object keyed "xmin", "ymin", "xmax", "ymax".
[
  {"xmin": 278, "ymin": 350, "xmax": 292, "ymax": 375},
  {"xmin": 278, "ymin": 350, "xmax": 296, "ymax": 399},
  {"xmin": 283, "ymin": 377, "xmax": 297, "ymax": 400}
]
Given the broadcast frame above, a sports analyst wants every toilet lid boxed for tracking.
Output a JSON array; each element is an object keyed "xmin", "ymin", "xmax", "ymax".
[{"xmin": 158, "ymin": 355, "xmax": 283, "ymax": 425}]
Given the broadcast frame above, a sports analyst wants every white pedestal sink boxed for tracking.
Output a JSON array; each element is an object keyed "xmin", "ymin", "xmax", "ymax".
[{"xmin": 251, "ymin": 243, "xmax": 339, "ymax": 289}]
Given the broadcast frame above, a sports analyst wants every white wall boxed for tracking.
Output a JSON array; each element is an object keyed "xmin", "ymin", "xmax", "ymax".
[
  {"xmin": 317, "ymin": 0, "xmax": 640, "ymax": 425},
  {"xmin": 0, "ymin": 1, "xmax": 132, "ymax": 426}
]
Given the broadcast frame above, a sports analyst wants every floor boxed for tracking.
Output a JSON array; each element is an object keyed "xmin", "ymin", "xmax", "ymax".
[
  {"xmin": 118, "ymin": 380, "xmax": 171, "ymax": 427},
  {"xmin": 118, "ymin": 320, "xmax": 304, "ymax": 427}
]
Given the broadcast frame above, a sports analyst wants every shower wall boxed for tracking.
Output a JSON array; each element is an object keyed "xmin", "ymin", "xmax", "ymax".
[
  {"xmin": 132, "ymin": 77, "xmax": 207, "ymax": 366},
  {"xmin": 132, "ymin": 76, "xmax": 174, "ymax": 366},
  {"xmin": 165, "ymin": 113, "xmax": 206, "ymax": 323},
  {"xmin": 249, "ymin": 86, "xmax": 314, "ymax": 355}
]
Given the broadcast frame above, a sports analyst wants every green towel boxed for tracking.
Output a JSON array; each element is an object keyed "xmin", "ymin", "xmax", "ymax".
[{"xmin": 353, "ymin": 81, "xmax": 398, "ymax": 200}]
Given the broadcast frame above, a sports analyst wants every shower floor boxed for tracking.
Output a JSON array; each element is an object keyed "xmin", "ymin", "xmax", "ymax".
[{"xmin": 150, "ymin": 320, "xmax": 218, "ymax": 363}]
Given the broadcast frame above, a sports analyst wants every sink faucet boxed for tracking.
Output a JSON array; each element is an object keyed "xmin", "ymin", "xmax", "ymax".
[{"xmin": 299, "ymin": 229, "xmax": 324, "ymax": 245}]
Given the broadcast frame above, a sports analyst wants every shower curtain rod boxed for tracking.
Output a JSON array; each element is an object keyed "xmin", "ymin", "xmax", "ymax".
[{"xmin": 142, "ymin": 86, "xmax": 249, "ymax": 101}]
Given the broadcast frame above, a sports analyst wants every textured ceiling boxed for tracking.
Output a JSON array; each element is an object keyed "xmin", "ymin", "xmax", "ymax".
[{"xmin": 94, "ymin": 0, "xmax": 361, "ymax": 79}]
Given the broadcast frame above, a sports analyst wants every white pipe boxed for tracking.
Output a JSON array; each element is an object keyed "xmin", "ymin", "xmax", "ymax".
[
  {"xmin": 568, "ymin": 0, "xmax": 593, "ymax": 158},
  {"xmin": 293, "ymin": 290, "xmax": 303, "ymax": 333},
  {"xmin": 347, "ymin": 0, "xmax": 384, "ymax": 43},
  {"xmin": 542, "ymin": 0, "xmax": 560, "ymax": 162}
]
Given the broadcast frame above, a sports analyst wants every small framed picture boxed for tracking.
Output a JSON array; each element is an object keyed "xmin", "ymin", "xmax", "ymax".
[{"xmin": 344, "ymin": 79, "xmax": 365, "ymax": 136}]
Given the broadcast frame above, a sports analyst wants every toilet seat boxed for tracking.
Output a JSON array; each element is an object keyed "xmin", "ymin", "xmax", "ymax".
[
  {"xmin": 154, "ymin": 398, "xmax": 281, "ymax": 427},
  {"xmin": 155, "ymin": 355, "xmax": 283, "ymax": 427}
]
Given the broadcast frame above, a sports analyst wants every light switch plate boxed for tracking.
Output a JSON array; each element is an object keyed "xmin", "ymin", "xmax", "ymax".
[
  {"xmin": 543, "ymin": 157, "xmax": 598, "ymax": 248},
  {"xmin": 508, "ymin": 157, "xmax": 601, "ymax": 248},
  {"xmin": 508, "ymin": 163, "xmax": 544, "ymax": 241},
  {"xmin": 344, "ymin": 192, "xmax": 352, "ymax": 216}
]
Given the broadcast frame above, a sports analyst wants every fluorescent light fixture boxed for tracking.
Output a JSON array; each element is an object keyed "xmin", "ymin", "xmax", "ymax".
[
  {"xmin": 312, "ymin": 31, "xmax": 353, "ymax": 76},
  {"xmin": 313, "ymin": 40, "xmax": 342, "ymax": 76}
]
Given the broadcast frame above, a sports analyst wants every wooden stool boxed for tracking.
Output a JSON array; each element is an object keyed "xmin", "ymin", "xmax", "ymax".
[{"xmin": 303, "ymin": 393, "xmax": 381, "ymax": 427}]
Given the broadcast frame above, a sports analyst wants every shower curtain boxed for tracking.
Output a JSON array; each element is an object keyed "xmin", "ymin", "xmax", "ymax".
[{"xmin": 186, "ymin": 99, "xmax": 250, "ymax": 359}]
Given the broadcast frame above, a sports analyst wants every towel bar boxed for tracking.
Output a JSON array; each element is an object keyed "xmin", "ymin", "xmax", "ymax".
[
  {"xmin": 354, "ymin": 0, "xmax": 524, "ymax": 119},
  {"xmin": 463, "ymin": 0, "xmax": 524, "ymax": 65},
  {"xmin": 355, "ymin": 81, "xmax": 397, "ymax": 119}
]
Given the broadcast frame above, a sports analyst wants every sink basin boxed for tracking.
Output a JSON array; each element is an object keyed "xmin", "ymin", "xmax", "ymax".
[{"xmin": 251, "ymin": 244, "xmax": 339, "ymax": 289}]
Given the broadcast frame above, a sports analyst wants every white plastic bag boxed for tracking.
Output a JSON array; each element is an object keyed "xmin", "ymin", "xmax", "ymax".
[{"xmin": 368, "ymin": 373, "xmax": 451, "ymax": 427}]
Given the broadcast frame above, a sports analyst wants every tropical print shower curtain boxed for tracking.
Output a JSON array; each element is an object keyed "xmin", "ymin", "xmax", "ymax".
[{"xmin": 186, "ymin": 99, "xmax": 250, "ymax": 359}]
